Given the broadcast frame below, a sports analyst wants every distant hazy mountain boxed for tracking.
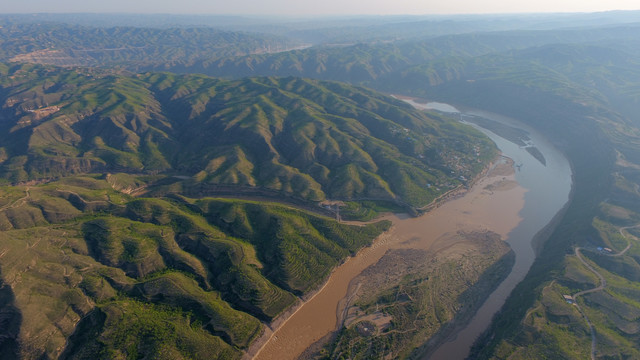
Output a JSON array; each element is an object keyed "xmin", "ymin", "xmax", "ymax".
[
  {"xmin": 0, "ymin": 22, "xmax": 300, "ymax": 68},
  {"xmin": 4, "ymin": 11, "xmax": 640, "ymax": 44},
  {"xmin": 139, "ymin": 24, "xmax": 640, "ymax": 87}
]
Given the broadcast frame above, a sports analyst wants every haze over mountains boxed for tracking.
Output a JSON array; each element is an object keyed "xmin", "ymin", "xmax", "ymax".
[{"xmin": 1, "ymin": 10, "xmax": 640, "ymax": 360}]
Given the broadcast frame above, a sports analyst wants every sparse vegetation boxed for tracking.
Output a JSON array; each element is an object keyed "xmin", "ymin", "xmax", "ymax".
[{"xmin": 319, "ymin": 232, "xmax": 514, "ymax": 359}]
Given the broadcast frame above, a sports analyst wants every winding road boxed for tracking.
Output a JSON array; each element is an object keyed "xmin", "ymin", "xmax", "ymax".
[
  {"xmin": 572, "ymin": 225, "xmax": 639, "ymax": 360},
  {"xmin": 0, "ymin": 187, "xmax": 30, "ymax": 212}
]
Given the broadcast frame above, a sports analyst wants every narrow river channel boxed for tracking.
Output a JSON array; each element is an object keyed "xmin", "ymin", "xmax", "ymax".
[{"xmin": 406, "ymin": 100, "xmax": 573, "ymax": 359}]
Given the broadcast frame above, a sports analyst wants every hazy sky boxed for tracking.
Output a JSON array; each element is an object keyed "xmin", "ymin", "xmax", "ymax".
[{"xmin": 2, "ymin": 0, "xmax": 640, "ymax": 16}]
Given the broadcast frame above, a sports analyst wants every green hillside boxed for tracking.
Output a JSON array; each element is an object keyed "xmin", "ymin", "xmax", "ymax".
[
  {"xmin": 0, "ymin": 62, "xmax": 498, "ymax": 359},
  {"xmin": 199, "ymin": 23, "xmax": 640, "ymax": 359},
  {"xmin": 0, "ymin": 64, "xmax": 495, "ymax": 210},
  {"xmin": 7, "ymin": 14, "xmax": 640, "ymax": 359},
  {"xmin": 0, "ymin": 176, "xmax": 390, "ymax": 359}
]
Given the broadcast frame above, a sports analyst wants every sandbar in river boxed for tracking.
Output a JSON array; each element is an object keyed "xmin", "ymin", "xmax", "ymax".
[{"xmin": 252, "ymin": 160, "xmax": 526, "ymax": 360}]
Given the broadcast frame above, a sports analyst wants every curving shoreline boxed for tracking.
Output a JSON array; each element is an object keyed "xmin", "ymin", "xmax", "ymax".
[
  {"xmin": 251, "ymin": 158, "xmax": 527, "ymax": 360},
  {"xmin": 419, "ymin": 102, "xmax": 572, "ymax": 360},
  {"xmin": 422, "ymin": 192, "xmax": 573, "ymax": 360},
  {"xmin": 243, "ymin": 230, "xmax": 396, "ymax": 360},
  {"xmin": 248, "ymin": 100, "xmax": 572, "ymax": 360}
]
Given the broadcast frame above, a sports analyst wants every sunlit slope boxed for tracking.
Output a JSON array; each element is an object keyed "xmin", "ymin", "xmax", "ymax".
[
  {"xmin": 0, "ymin": 64, "xmax": 495, "ymax": 208},
  {"xmin": 0, "ymin": 176, "xmax": 390, "ymax": 359}
]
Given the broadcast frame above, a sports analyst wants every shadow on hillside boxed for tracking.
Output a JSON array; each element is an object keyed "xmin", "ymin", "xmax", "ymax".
[{"xmin": 0, "ymin": 274, "xmax": 21, "ymax": 360}]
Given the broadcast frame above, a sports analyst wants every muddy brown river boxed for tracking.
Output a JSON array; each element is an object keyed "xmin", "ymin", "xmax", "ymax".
[
  {"xmin": 251, "ymin": 101, "xmax": 571, "ymax": 360},
  {"xmin": 411, "ymin": 101, "xmax": 572, "ymax": 360}
]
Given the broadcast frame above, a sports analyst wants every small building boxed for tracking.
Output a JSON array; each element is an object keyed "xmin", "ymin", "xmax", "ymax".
[
  {"xmin": 604, "ymin": 248, "xmax": 613, "ymax": 253},
  {"xmin": 563, "ymin": 295, "xmax": 574, "ymax": 304}
]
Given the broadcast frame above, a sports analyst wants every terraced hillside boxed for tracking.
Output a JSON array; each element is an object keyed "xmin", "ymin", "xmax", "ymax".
[
  {"xmin": 0, "ymin": 63, "xmax": 495, "ymax": 210},
  {"xmin": 0, "ymin": 176, "xmax": 390, "ymax": 359}
]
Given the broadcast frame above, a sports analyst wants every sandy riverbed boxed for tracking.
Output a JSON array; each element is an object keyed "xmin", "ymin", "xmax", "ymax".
[{"xmin": 252, "ymin": 159, "xmax": 526, "ymax": 360}]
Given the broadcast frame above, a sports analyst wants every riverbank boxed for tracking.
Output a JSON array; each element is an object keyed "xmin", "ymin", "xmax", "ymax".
[
  {"xmin": 411, "ymin": 100, "xmax": 572, "ymax": 360},
  {"xmin": 251, "ymin": 157, "xmax": 527, "ymax": 360}
]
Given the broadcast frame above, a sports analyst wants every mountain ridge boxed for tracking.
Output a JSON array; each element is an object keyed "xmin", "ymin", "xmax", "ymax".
[{"xmin": 0, "ymin": 64, "xmax": 496, "ymax": 210}]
